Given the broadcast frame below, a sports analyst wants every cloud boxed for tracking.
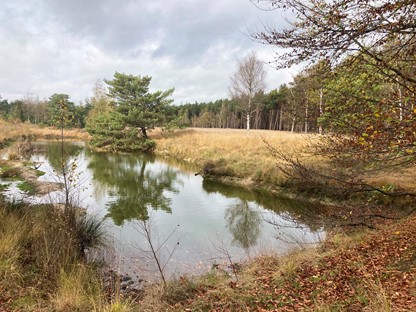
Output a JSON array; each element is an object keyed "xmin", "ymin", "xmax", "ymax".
[{"xmin": 0, "ymin": 0, "xmax": 293, "ymax": 104}]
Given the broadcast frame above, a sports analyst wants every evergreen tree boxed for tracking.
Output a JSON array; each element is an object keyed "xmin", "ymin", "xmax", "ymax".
[
  {"xmin": 105, "ymin": 72, "xmax": 174, "ymax": 140},
  {"xmin": 86, "ymin": 72, "xmax": 174, "ymax": 152}
]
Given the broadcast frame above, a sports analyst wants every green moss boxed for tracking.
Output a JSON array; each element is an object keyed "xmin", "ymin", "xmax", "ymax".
[
  {"xmin": 17, "ymin": 181, "xmax": 36, "ymax": 194},
  {"xmin": 0, "ymin": 183, "xmax": 9, "ymax": 191},
  {"xmin": 34, "ymin": 170, "xmax": 46, "ymax": 177},
  {"xmin": 0, "ymin": 166, "xmax": 20, "ymax": 178}
]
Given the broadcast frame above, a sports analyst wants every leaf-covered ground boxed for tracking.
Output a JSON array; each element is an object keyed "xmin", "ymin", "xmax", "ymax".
[{"xmin": 166, "ymin": 213, "xmax": 416, "ymax": 311}]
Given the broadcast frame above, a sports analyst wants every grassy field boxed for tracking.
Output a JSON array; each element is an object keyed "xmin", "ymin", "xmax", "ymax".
[
  {"xmin": 153, "ymin": 128, "xmax": 416, "ymax": 197},
  {"xmin": 0, "ymin": 119, "xmax": 89, "ymax": 144},
  {"xmin": 153, "ymin": 128, "xmax": 320, "ymax": 190}
]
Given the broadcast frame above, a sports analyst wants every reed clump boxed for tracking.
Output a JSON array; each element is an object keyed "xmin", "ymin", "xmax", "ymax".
[{"xmin": 0, "ymin": 197, "xmax": 136, "ymax": 311}]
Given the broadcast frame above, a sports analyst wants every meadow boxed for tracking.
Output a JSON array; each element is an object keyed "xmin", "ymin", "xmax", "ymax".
[
  {"xmin": 153, "ymin": 128, "xmax": 320, "ymax": 190},
  {"xmin": 0, "ymin": 119, "xmax": 89, "ymax": 143}
]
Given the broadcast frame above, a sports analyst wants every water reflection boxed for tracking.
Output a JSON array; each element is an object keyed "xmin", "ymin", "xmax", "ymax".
[
  {"xmin": 44, "ymin": 143, "xmax": 82, "ymax": 173},
  {"xmin": 87, "ymin": 152, "xmax": 178, "ymax": 225},
  {"xmin": 20, "ymin": 143, "xmax": 325, "ymax": 280},
  {"xmin": 202, "ymin": 179, "xmax": 324, "ymax": 232},
  {"xmin": 225, "ymin": 200, "xmax": 261, "ymax": 249}
]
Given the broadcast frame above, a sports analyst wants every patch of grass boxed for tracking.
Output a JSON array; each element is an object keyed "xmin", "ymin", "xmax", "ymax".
[
  {"xmin": 357, "ymin": 279, "xmax": 392, "ymax": 312},
  {"xmin": 11, "ymin": 295, "xmax": 38, "ymax": 311},
  {"xmin": 161, "ymin": 276, "xmax": 198, "ymax": 305},
  {"xmin": 17, "ymin": 181, "xmax": 36, "ymax": 194},
  {"xmin": 0, "ymin": 165, "xmax": 20, "ymax": 178},
  {"xmin": 51, "ymin": 265, "xmax": 103, "ymax": 311},
  {"xmin": 34, "ymin": 169, "xmax": 46, "ymax": 177},
  {"xmin": 0, "ymin": 119, "xmax": 89, "ymax": 144},
  {"xmin": 0, "ymin": 183, "xmax": 9, "ymax": 191}
]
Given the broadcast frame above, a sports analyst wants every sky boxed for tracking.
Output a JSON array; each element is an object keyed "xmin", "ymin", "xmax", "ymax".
[{"xmin": 0, "ymin": 0, "xmax": 296, "ymax": 105}]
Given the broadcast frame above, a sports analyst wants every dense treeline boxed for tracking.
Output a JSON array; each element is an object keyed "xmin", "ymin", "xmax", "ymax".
[
  {"xmin": 167, "ymin": 81, "xmax": 320, "ymax": 133},
  {"xmin": 168, "ymin": 54, "xmax": 414, "ymax": 141}
]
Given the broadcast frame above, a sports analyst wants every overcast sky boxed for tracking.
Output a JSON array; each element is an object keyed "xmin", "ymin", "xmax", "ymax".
[{"xmin": 0, "ymin": 0, "xmax": 296, "ymax": 105}]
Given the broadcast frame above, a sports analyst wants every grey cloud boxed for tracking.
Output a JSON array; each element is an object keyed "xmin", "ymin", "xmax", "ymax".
[
  {"xmin": 0, "ymin": 0, "xmax": 291, "ymax": 104},
  {"xmin": 39, "ymin": 0, "xmax": 273, "ymax": 62}
]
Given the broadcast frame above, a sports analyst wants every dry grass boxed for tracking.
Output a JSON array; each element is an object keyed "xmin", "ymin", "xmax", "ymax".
[
  {"xmin": 152, "ymin": 127, "xmax": 416, "ymax": 194},
  {"xmin": 153, "ymin": 128, "xmax": 313, "ymax": 161},
  {"xmin": 366, "ymin": 166, "xmax": 416, "ymax": 192},
  {"xmin": 0, "ymin": 199, "xmax": 135, "ymax": 311},
  {"xmin": 153, "ymin": 128, "xmax": 320, "ymax": 188},
  {"xmin": 0, "ymin": 119, "xmax": 89, "ymax": 143},
  {"xmin": 52, "ymin": 265, "xmax": 137, "ymax": 312}
]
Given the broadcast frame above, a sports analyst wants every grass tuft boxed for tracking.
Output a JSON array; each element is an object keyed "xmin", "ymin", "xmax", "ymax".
[{"xmin": 0, "ymin": 198, "xmax": 124, "ymax": 311}]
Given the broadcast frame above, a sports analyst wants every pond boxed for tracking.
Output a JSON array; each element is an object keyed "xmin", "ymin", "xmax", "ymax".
[{"xmin": 3, "ymin": 142, "xmax": 324, "ymax": 281}]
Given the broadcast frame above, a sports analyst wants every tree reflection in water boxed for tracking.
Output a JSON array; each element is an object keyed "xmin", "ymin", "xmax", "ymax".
[
  {"xmin": 225, "ymin": 200, "xmax": 261, "ymax": 250},
  {"xmin": 87, "ymin": 152, "xmax": 178, "ymax": 225},
  {"xmin": 45, "ymin": 143, "xmax": 82, "ymax": 173}
]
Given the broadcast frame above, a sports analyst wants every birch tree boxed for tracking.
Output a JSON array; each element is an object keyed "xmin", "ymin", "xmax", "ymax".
[{"xmin": 229, "ymin": 52, "xmax": 266, "ymax": 130}]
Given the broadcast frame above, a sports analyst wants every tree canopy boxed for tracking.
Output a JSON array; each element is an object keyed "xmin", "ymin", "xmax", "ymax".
[
  {"xmin": 47, "ymin": 94, "xmax": 76, "ymax": 128},
  {"xmin": 105, "ymin": 72, "xmax": 174, "ymax": 140},
  {"xmin": 229, "ymin": 52, "xmax": 266, "ymax": 130},
  {"xmin": 86, "ymin": 73, "xmax": 174, "ymax": 152}
]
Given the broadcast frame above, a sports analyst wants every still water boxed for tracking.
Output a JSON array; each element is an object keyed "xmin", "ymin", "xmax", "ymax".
[{"xmin": 6, "ymin": 142, "xmax": 324, "ymax": 280}]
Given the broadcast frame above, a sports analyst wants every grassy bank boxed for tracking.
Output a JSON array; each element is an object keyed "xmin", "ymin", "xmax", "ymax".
[
  {"xmin": 0, "ymin": 197, "xmax": 139, "ymax": 311},
  {"xmin": 0, "ymin": 119, "xmax": 89, "ymax": 145},
  {"xmin": 0, "ymin": 200, "xmax": 125, "ymax": 311},
  {"xmin": 153, "ymin": 128, "xmax": 318, "ymax": 189},
  {"xmin": 153, "ymin": 128, "xmax": 416, "ymax": 200},
  {"xmin": 0, "ymin": 121, "xmax": 137, "ymax": 311}
]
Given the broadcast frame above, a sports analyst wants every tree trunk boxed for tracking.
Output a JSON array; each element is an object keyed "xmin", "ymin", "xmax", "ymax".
[
  {"xmin": 397, "ymin": 83, "xmax": 403, "ymax": 121},
  {"xmin": 246, "ymin": 112, "xmax": 250, "ymax": 131},
  {"xmin": 141, "ymin": 127, "xmax": 148, "ymax": 140},
  {"xmin": 291, "ymin": 116, "xmax": 296, "ymax": 133},
  {"xmin": 304, "ymin": 96, "xmax": 309, "ymax": 133},
  {"xmin": 318, "ymin": 87, "xmax": 324, "ymax": 135}
]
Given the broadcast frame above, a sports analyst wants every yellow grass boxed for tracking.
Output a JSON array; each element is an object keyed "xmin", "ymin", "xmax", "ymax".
[
  {"xmin": 153, "ymin": 128, "xmax": 320, "ymax": 188},
  {"xmin": 152, "ymin": 127, "xmax": 416, "ymax": 193},
  {"xmin": 366, "ymin": 167, "xmax": 416, "ymax": 191},
  {"xmin": 154, "ymin": 128, "xmax": 313, "ymax": 160},
  {"xmin": 0, "ymin": 119, "xmax": 90, "ymax": 142}
]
